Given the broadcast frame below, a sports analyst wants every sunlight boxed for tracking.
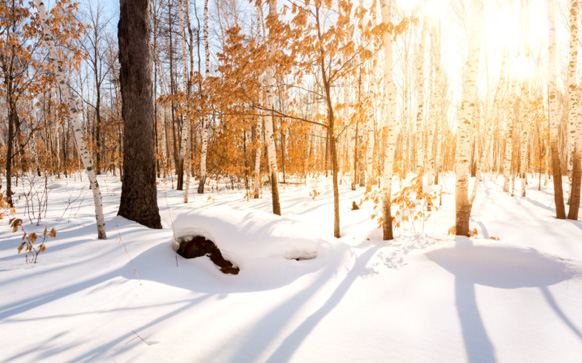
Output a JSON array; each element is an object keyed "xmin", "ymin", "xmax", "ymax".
[
  {"xmin": 486, "ymin": 1, "xmax": 522, "ymax": 51},
  {"xmin": 485, "ymin": 0, "xmax": 548, "ymax": 52},
  {"xmin": 424, "ymin": 0, "xmax": 450, "ymax": 26},
  {"xmin": 395, "ymin": 0, "xmax": 423, "ymax": 16},
  {"xmin": 508, "ymin": 55, "xmax": 537, "ymax": 82}
]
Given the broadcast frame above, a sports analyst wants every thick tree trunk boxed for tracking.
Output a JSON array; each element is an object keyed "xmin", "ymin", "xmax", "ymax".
[
  {"xmin": 567, "ymin": 1, "xmax": 580, "ymax": 197},
  {"xmin": 35, "ymin": 0, "xmax": 107, "ymax": 239},
  {"xmin": 380, "ymin": 0, "xmax": 398, "ymax": 240},
  {"xmin": 455, "ymin": 0, "xmax": 483, "ymax": 237},
  {"xmin": 548, "ymin": 0, "xmax": 566, "ymax": 219},
  {"xmin": 117, "ymin": 0, "xmax": 162, "ymax": 229},
  {"xmin": 567, "ymin": 0, "xmax": 579, "ymax": 209}
]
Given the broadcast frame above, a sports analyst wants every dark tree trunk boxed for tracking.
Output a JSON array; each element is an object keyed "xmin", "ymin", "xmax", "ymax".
[
  {"xmin": 281, "ymin": 128, "xmax": 286, "ymax": 184},
  {"xmin": 352, "ymin": 114, "xmax": 359, "ymax": 191},
  {"xmin": 568, "ymin": 152, "xmax": 580, "ymax": 220},
  {"xmin": 167, "ymin": 3, "xmax": 184, "ymax": 190},
  {"xmin": 118, "ymin": 0, "xmax": 162, "ymax": 229},
  {"xmin": 551, "ymin": 142, "xmax": 566, "ymax": 219},
  {"xmin": 6, "ymin": 104, "xmax": 15, "ymax": 207},
  {"xmin": 95, "ymin": 87, "xmax": 102, "ymax": 174}
]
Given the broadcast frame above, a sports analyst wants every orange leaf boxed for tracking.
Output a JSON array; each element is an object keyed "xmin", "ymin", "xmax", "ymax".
[{"xmin": 29, "ymin": 233, "xmax": 38, "ymax": 243}]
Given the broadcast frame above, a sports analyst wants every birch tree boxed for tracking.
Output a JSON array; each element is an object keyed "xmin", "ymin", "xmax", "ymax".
[
  {"xmin": 568, "ymin": 0, "xmax": 582, "ymax": 220},
  {"xmin": 415, "ymin": 19, "xmax": 428, "ymax": 174},
  {"xmin": 380, "ymin": 0, "xmax": 398, "ymax": 240},
  {"xmin": 34, "ymin": 0, "xmax": 107, "ymax": 239},
  {"xmin": 253, "ymin": 3, "xmax": 265, "ymax": 199},
  {"xmin": 567, "ymin": 0, "xmax": 579, "ymax": 192},
  {"xmin": 198, "ymin": 0, "xmax": 210, "ymax": 194},
  {"xmin": 455, "ymin": 0, "xmax": 483, "ymax": 236},
  {"xmin": 519, "ymin": 83, "xmax": 528, "ymax": 197},
  {"xmin": 548, "ymin": 0, "xmax": 566, "ymax": 218},
  {"xmin": 262, "ymin": 0, "xmax": 281, "ymax": 215},
  {"xmin": 179, "ymin": 0, "xmax": 192, "ymax": 202}
]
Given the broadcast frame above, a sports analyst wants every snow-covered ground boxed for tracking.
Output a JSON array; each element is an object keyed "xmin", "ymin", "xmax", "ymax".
[{"xmin": 1, "ymin": 173, "xmax": 581, "ymax": 363}]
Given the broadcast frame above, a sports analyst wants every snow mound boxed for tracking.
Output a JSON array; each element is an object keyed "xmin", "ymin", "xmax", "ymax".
[
  {"xmin": 171, "ymin": 205, "xmax": 340, "ymax": 278},
  {"xmin": 426, "ymin": 240, "xmax": 578, "ymax": 288},
  {"xmin": 47, "ymin": 182, "xmax": 63, "ymax": 190}
]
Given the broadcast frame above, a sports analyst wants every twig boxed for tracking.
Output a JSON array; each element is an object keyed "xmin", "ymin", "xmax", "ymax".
[
  {"xmin": 115, "ymin": 225, "xmax": 141, "ymax": 285},
  {"xmin": 126, "ymin": 329, "xmax": 152, "ymax": 346}
]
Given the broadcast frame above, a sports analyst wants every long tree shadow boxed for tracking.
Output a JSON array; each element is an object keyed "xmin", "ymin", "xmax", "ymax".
[
  {"xmin": 427, "ymin": 238, "xmax": 578, "ymax": 363},
  {"xmin": 264, "ymin": 244, "xmax": 381, "ymax": 362},
  {"xmin": 200, "ymin": 243, "xmax": 380, "ymax": 362},
  {"xmin": 455, "ymin": 260, "xmax": 496, "ymax": 363},
  {"xmin": 540, "ymin": 285, "xmax": 582, "ymax": 341}
]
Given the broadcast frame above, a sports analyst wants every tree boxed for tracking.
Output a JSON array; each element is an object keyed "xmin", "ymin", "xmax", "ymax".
[
  {"xmin": 262, "ymin": 0, "xmax": 281, "ymax": 215},
  {"xmin": 1, "ymin": 0, "xmax": 46, "ymax": 206},
  {"xmin": 197, "ymin": 0, "xmax": 210, "ymax": 194},
  {"xmin": 548, "ymin": 0, "xmax": 566, "ymax": 219},
  {"xmin": 79, "ymin": 0, "xmax": 113, "ymax": 175},
  {"xmin": 455, "ymin": 0, "xmax": 483, "ymax": 236},
  {"xmin": 568, "ymin": 0, "xmax": 581, "ymax": 220},
  {"xmin": 117, "ymin": 0, "xmax": 162, "ymax": 229},
  {"xmin": 34, "ymin": 0, "xmax": 107, "ymax": 239},
  {"xmin": 178, "ymin": 0, "xmax": 192, "ymax": 202},
  {"xmin": 380, "ymin": 0, "xmax": 398, "ymax": 240}
]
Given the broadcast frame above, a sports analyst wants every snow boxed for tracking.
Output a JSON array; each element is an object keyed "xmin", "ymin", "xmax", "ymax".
[{"xmin": 1, "ymin": 174, "xmax": 581, "ymax": 362}]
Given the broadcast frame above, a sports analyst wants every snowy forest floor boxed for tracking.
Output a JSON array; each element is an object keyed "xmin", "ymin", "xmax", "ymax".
[{"xmin": 0, "ymin": 173, "xmax": 581, "ymax": 363}]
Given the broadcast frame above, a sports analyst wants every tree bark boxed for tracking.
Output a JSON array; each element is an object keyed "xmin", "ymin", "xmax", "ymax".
[
  {"xmin": 455, "ymin": 0, "xmax": 483, "ymax": 237},
  {"xmin": 35, "ymin": 0, "xmax": 107, "ymax": 239},
  {"xmin": 519, "ymin": 84, "xmax": 529, "ymax": 197},
  {"xmin": 117, "ymin": 0, "xmax": 162, "ymax": 229},
  {"xmin": 263, "ymin": 0, "xmax": 281, "ymax": 215},
  {"xmin": 179, "ymin": 0, "xmax": 191, "ymax": 203},
  {"xmin": 380, "ymin": 0, "xmax": 398, "ymax": 240},
  {"xmin": 197, "ymin": 0, "xmax": 210, "ymax": 194},
  {"xmin": 567, "ymin": 0, "xmax": 580, "ymax": 197},
  {"xmin": 548, "ymin": 0, "xmax": 566, "ymax": 219},
  {"xmin": 415, "ymin": 20, "xmax": 428, "ymax": 174}
]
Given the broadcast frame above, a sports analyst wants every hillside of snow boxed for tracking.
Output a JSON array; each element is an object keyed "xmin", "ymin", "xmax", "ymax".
[{"xmin": 1, "ymin": 174, "xmax": 581, "ymax": 362}]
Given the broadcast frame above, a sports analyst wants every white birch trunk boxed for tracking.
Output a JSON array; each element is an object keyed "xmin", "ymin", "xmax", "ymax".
[
  {"xmin": 198, "ymin": 0, "xmax": 210, "ymax": 194},
  {"xmin": 568, "ymin": 0, "xmax": 582, "ymax": 219},
  {"xmin": 35, "ymin": 0, "xmax": 106, "ymax": 239},
  {"xmin": 548, "ymin": 0, "xmax": 566, "ymax": 218},
  {"xmin": 415, "ymin": 20, "xmax": 428, "ymax": 174},
  {"xmin": 253, "ymin": 3, "xmax": 266, "ymax": 198},
  {"xmin": 567, "ymin": 0, "xmax": 579, "ymax": 200},
  {"xmin": 427, "ymin": 27, "xmax": 440, "ymax": 185},
  {"xmin": 380, "ymin": 0, "xmax": 398, "ymax": 240},
  {"xmin": 264, "ymin": 0, "xmax": 281, "ymax": 215},
  {"xmin": 179, "ymin": 0, "xmax": 191, "ymax": 203},
  {"xmin": 455, "ymin": 0, "xmax": 483, "ymax": 236}
]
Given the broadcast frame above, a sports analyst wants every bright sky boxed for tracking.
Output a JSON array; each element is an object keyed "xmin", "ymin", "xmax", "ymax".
[{"xmin": 392, "ymin": 0, "xmax": 575, "ymax": 129}]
